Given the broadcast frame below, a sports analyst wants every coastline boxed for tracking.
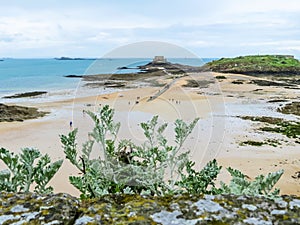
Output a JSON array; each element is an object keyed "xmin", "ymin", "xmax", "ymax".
[{"xmin": 0, "ymin": 71, "xmax": 299, "ymax": 196}]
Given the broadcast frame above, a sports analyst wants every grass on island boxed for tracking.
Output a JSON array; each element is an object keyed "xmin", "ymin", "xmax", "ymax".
[{"xmin": 206, "ymin": 55, "xmax": 300, "ymax": 75}]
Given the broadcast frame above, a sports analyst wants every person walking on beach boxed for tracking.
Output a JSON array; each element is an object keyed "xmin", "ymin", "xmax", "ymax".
[{"xmin": 69, "ymin": 121, "xmax": 73, "ymax": 130}]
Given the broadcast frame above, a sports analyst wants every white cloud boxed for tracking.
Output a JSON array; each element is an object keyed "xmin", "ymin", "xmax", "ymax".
[{"xmin": 0, "ymin": 1, "xmax": 300, "ymax": 58}]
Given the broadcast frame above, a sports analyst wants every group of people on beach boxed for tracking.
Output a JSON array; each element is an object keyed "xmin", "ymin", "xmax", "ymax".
[
  {"xmin": 68, "ymin": 94, "xmax": 183, "ymax": 131},
  {"xmin": 169, "ymin": 98, "xmax": 181, "ymax": 104},
  {"xmin": 127, "ymin": 95, "xmax": 182, "ymax": 105}
]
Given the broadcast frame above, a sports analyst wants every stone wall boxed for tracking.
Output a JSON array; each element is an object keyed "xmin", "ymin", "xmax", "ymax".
[{"xmin": 0, "ymin": 192, "xmax": 299, "ymax": 224}]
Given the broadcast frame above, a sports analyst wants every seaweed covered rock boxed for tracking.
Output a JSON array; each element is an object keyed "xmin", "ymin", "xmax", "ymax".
[
  {"xmin": 1, "ymin": 192, "xmax": 300, "ymax": 224},
  {"xmin": 278, "ymin": 101, "xmax": 300, "ymax": 116},
  {"xmin": 0, "ymin": 103, "xmax": 47, "ymax": 122},
  {"xmin": 3, "ymin": 91, "xmax": 47, "ymax": 99}
]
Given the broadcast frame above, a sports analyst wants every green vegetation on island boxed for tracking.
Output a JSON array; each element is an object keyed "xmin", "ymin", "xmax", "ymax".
[{"xmin": 206, "ymin": 55, "xmax": 300, "ymax": 75}]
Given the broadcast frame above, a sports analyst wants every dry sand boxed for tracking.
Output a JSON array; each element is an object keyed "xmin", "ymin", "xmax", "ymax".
[{"xmin": 0, "ymin": 72, "xmax": 299, "ymax": 196}]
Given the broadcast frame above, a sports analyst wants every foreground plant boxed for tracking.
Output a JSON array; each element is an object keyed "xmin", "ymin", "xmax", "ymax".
[
  {"xmin": 221, "ymin": 167, "xmax": 284, "ymax": 197},
  {"xmin": 0, "ymin": 148, "xmax": 63, "ymax": 194},
  {"xmin": 61, "ymin": 105, "xmax": 204, "ymax": 198},
  {"xmin": 61, "ymin": 105, "xmax": 284, "ymax": 199}
]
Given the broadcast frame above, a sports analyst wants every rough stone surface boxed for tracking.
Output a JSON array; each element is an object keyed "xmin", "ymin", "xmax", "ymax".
[
  {"xmin": 0, "ymin": 192, "xmax": 300, "ymax": 224},
  {"xmin": 77, "ymin": 194, "xmax": 300, "ymax": 224},
  {"xmin": 0, "ymin": 192, "xmax": 79, "ymax": 224}
]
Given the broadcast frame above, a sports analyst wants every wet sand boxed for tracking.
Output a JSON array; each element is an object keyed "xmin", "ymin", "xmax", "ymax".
[{"xmin": 0, "ymin": 72, "xmax": 299, "ymax": 196}]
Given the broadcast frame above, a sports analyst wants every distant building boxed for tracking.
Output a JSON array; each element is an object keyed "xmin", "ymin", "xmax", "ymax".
[
  {"xmin": 153, "ymin": 56, "xmax": 167, "ymax": 63},
  {"xmin": 257, "ymin": 54, "xmax": 294, "ymax": 59},
  {"xmin": 281, "ymin": 55, "xmax": 294, "ymax": 59},
  {"xmin": 274, "ymin": 55, "xmax": 294, "ymax": 59}
]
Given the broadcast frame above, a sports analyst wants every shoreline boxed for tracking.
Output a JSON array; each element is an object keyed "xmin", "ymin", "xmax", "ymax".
[{"xmin": 0, "ymin": 71, "xmax": 299, "ymax": 196}]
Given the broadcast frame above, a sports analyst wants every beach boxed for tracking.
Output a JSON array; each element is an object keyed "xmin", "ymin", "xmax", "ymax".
[{"xmin": 0, "ymin": 71, "xmax": 299, "ymax": 196}]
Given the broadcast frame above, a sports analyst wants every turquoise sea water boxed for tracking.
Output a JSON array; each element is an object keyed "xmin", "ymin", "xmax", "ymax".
[{"xmin": 0, "ymin": 58, "xmax": 215, "ymax": 99}]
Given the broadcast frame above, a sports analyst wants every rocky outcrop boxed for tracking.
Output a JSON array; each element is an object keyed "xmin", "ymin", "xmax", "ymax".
[
  {"xmin": 3, "ymin": 91, "xmax": 47, "ymax": 99},
  {"xmin": 139, "ymin": 61, "xmax": 204, "ymax": 74},
  {"xmin": 278, "ymin": 101, "xmax": 300, "ymax": 116},
  {"xmin": 1, "ymin": 192, "xmax": 300, "ymax": 224},
  {"xmin": 0, "ymin": 104, "xmax": 47, "ymax": 122},
  {"xmin": 250, "ymin": 79, "xmax": 294, "ymax": 87},
  {"xmin": 64, "ymin": 75, "xmax": 83, "ymax": 78}
]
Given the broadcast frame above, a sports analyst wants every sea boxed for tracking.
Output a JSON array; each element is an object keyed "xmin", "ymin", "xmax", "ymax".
[{"xmin": 0, "ymin": 58, "xmax": 216, "ymax": 102}]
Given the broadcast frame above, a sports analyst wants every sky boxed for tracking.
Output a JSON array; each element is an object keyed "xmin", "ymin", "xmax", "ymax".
[{"xmin": 0, "ymin": 0, "xmax": 299, "ymax": 58}]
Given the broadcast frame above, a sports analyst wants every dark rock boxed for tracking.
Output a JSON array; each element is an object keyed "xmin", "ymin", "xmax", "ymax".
[
  {"xmin": 104, "ymin": 81, "xmax": 126, "ymax": 88},
  {"xmin": 268, "ymin": 99, "xmax": 289, "ymax": 103},
  {"xmin": 117, "ymin": 66, "xmax": 134, "ymax": 70},
  {"xmin": 0, "ymin": 104, "xmax": 47, "ymax": 122},
  {"xmin": 239, "ymin": 116, "xmax": 285, "ymax": 124},
  {"xmin": 232, "ymin": 80, "xmax": 244, "ymax": 84},
  {"xmin": 65, "ymin": 75, "xmax": 83, "ymax": 78},
  {"xmin": 251, "ymin": 79, "xmax": 292, "ymax": 87},
  {"xmin": 278, "ymin": 102, "xmax": 300, "ymax": 116},
  {"xmin": 183, "ymin": 79, "xmax": 215, "ymax": 88},
  {"xmin": 3, "ymin": 91, "xmax": 47, "ymax": 99}
]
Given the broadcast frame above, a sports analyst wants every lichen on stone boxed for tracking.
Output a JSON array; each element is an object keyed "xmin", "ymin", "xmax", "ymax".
[
  {"xmin": 289, "ymin": 199, "xmax": 300, "ymax": 210},
  {"xmin": 242, "ymin": 204, "xmax": 257, "ymax": 211},
  {"xmin": 0, "ymin": 192, "xmax": 79, "ymax": 225},
  {"xmin": 151, "ymin": 210, "xmax": 201, "ymax": 225},
  {"xmin": 10, "ymin": 205, "xmax": 30, "ymax": 213},
  {"xmin": 243, "ymin": 217, "xmax": 272, "ymax": 225},
  {"xmin": 0, "ymin": 192, "xmax": 300, "ymax": 224},
  {"xmin": 74, "ymin": 216, "xmax": 94, "ymax": 225}
]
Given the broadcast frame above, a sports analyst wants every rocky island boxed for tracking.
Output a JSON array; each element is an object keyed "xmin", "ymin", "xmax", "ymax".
[
  {"xmin": 206, "ymin": 55, "xmax": 300, "ymax": 75},
  {"xmin": 54, "ymin": 57, "xmax": 95, "ymax": 60},
  {"xmin": 82, "ymin": 56, "xmax": 204, "ymax": 89}
]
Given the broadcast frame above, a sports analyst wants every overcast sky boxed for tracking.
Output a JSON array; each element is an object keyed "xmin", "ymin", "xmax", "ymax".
[{"xmin": 0, "ymin": 0, "xmax": 299, "ymax": 58}]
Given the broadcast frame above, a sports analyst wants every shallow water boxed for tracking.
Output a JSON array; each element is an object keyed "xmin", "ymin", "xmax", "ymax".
[{"xmin": 0, "ymin": 58, "xmax": 213, "ymax": 102}]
